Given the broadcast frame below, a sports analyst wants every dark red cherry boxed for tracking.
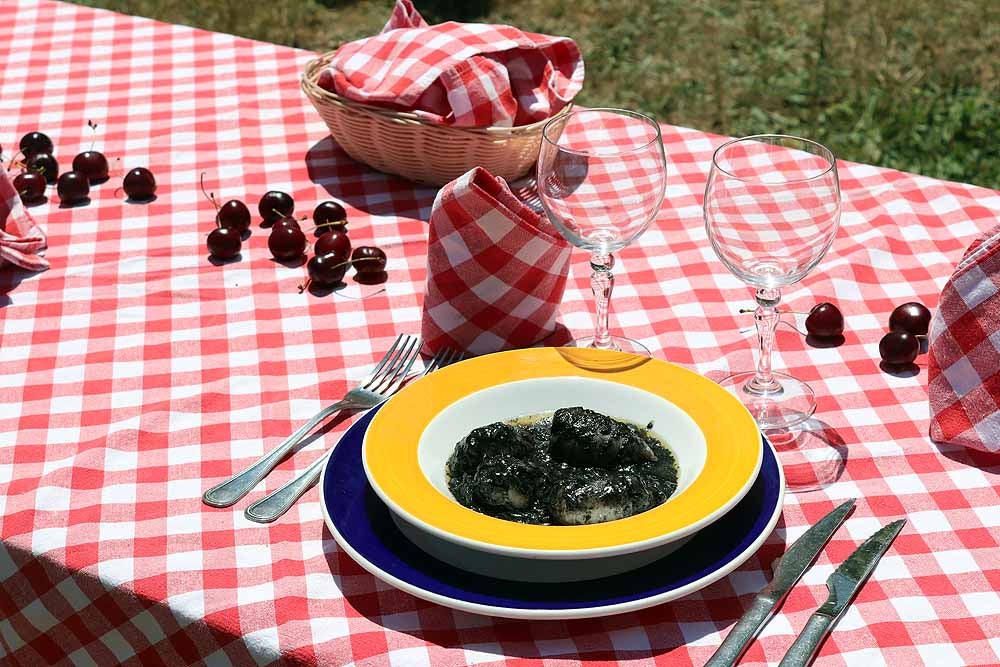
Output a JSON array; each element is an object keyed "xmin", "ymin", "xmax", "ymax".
[
  {"xmin": 879, "ymin": 331, "xmax": 919, "ymax": 367},
  {"xmin": 217, "ymin": 200, "xmax": 251, "ymax": 232},
  {"xmin": 315, "ymin": 230, "xmax": 351, "ymax": 262},
  {"xmin": 307, "ymin": 253, "xmax": 349, "ymax": 286},
  {"xmin": 351, "ymin": 246, "xmax": 387, "ymax": 275},
  {"xmin": 273, "ymin": 215, "xmax": 301, "ymax": 232},
  {"xmin": 888, "ymin": 302, "xmax": 931, "ymax": 336},
  {"xmin": 805, "ymin": 302, "xmax": 844, "ymax": 338},
  {"xmin": 268, "ymin": 225, "xmax": 307, "ymax": 261},
  {"xmin": 19, "ymin": 132, "xmax": 53, "ymax": 158},
  {"xmin": 207, "ymin": 226, "xmax": 241, "ymax": 259},
  {"xmin": 26, "ymin": 152, "xmax": 59, "ymax": 184},
  {"xmin": 258, "ymin": 191, "xmax": 294, "ymax": 225},
  {"xmin": 72, "ymin": 151, "xmax": 109, "ymax": 184},
  {"xmin": 123, "ymin": 167, "xmax": 157, "ymax": 201},
  {"xmin": 313, "ymin": 201, "xmax": 347, "ymax": 236},
  {"xmin": 13, "ymin": 171, "xmax": 46, "ymax": 204},
  {"xmin": 57, "ymin": 171, "xmax": 90, "ymax": 205}
]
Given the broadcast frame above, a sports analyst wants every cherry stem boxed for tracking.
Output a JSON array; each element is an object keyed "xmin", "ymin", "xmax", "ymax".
[
  {"xmin": 315, "ymin": 220, "xmax": 347, "ymax": 232},
  {"xmin": 298, "ymin": 278, "xmax": 312, "ymax": 294},
  {"xmin": 8, "ymin": 150, "xmax": 23, "ymax": 171},
  {"xmin": 200, "ymin": 172, "xmax": 220, "ymax": 219},
  {"xmin": 88, "ymin": 120, "xmax": 98, "ymax": 152},
  {"xmin": 778, "ymin": 320, "xmax": 808, "ymax": 336},
  {"xmin": 739, "ymin": 307, "xmax": 804, "ymax": 315}
]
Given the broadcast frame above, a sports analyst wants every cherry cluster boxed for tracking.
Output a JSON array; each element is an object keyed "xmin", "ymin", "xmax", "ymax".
[
  {"xmin": 6, "ymin": 126, "xmax": 156, "ymax": 207},
  {"xmin": 798, "ymin": 300, "xmax": 931, "ymax": 370},
  {"xmin": 880, "ymin": 302, "xmax": 931, "ymax": 369},
  {"xmin": 205, "ymin": 187, "xmax": 386, "ymax": 290}
]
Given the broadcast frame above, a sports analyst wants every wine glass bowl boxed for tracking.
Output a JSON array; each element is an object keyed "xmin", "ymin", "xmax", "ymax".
[
  {"xmin": 538, "ymin": 108, "xmax": 667, "ymax": 354},
  {"xmin": 704, "ymin": 135, "xmax": 841, "ymax": 430},
  {"xmin": 706, "ymin": 137, "xmax": 840, "ymax": 289}
]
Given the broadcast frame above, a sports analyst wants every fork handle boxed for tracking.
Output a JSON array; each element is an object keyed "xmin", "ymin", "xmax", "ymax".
[
  {"xmin": 202, "ymin": 399, "xmax": 356, "ymax": 508},
  {"xmin": 243, "ymin": 449, "xmax": 331, "ymax": 523}
]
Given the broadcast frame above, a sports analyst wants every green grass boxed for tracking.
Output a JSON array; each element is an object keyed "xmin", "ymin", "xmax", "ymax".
[{"xmin": 72, "ymin": 0, "xmax": 1000, "ymax": 189}]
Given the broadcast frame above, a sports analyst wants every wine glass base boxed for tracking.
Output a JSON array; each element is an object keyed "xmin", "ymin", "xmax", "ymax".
[
  {"xmin": 717, "ymin": 371, "xmax": 816, "ymax": 430},
  {"xmin": 566, "ymin": 335, "xmax": 651, "ymax": 357}
]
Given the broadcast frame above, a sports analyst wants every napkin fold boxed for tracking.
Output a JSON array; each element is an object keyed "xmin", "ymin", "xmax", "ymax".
[
  {"xmin": 1, "ymin": 170, "xmax": 48, "ymax": 272},
  {"xmin": 928, "ymin": 224, "xmax": 1000, "ymax": 453},
  {"xmin": 421, "ymin": 167, "xmax": 571, "ymax": 356},
  {"xmin": 319, "ymin": 0, "xmax": 584, "ymax": 127}
]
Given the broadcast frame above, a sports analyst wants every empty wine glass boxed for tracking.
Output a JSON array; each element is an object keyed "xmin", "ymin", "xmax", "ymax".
[
  {"xmin": 538, "ymin": 108, "xmax": 667, "ymax": 355},
  {"xmin": 704, "ymin": 135, "xmax": 841, "ymax": 430}
]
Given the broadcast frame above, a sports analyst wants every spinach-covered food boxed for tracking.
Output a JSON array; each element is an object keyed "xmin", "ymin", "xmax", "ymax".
[{"xmin": 446, "ymin": 407, "xmax": 678, "ymax": 525}]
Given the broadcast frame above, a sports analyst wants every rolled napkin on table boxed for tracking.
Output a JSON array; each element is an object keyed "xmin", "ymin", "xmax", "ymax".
[
  {"xmin": 318, "ymin": 0, "xmax": 584, "ymax": 127},
  {"xmin": 0, "ymin": 169, "xmax": 48, "ymax": 272},
  {"xmin": 928, "ymin": 224, "xmax": 1000, "ymax": 453},
  {"xmin": 421, "ymin": 167, "xmax": 571, "ymax": 356}
]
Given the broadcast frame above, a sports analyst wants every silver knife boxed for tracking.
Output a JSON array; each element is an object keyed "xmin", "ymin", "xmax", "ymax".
[
  {"xmin": 706, "ymin": 499, "xmax": 856, "ymax": 667},
  {"xmin": 778, "ymin": 519, "xmax": 906, "ymax": 667}
]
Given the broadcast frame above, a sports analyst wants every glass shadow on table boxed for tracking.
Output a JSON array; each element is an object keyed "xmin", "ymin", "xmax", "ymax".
[{"xmin": 764, "ymin": 417, "xmax": 848, "ymax": 493}]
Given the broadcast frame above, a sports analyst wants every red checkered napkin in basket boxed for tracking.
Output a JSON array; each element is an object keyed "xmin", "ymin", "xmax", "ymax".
[
  {"xmin": 421, "ymin": 167, "xmax": 571, "ymax": 356},
  {"xmin": 928, "ymin": 223, "xmax": 1000, "ymax": 453},
  {"xmin": 0, "ymin": 169, "xmax": 48, "ymax": 272},
  {"xmin": 319, "ymin": 0, "xmax": 584, "ymax": 127}
]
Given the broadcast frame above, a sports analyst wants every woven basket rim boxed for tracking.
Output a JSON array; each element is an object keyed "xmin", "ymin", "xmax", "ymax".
[{"xmin": 300, "ymin": 51, "xmax": 572, "ymax": 136}]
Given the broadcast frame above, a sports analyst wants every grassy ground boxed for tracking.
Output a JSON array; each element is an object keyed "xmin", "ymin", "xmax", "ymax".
[{"xmin": 72, "ymin": 0, "xmax": 1000, "ymax": 189}]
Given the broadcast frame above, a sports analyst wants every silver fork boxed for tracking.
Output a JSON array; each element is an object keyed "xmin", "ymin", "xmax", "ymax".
[
  {"xmin": 243, "ymin": 346, "xmax": 464, "ymax": 523},
  {"xmin": 202, "ymin": 334, "xmax": 423, "ymax": 508}
]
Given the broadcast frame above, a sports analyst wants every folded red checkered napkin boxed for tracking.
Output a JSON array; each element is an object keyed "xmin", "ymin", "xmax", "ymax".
[
  {"xmin": 421, "ymin": 167, "xmax": 571, "ymax": 356},
  {"xmin": 0, "ymin": 169, "xmax": 48, "ymax": 272},
  {"xmin": 318, "ymin": 0, "xmax": 583, "ymax": 127},
  {"xmin": 928, "ymin": 224, "xmax": 1000, "ymax": 453}
]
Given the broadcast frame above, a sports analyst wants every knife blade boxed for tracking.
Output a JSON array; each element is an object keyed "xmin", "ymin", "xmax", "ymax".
[
  {"xmin": 705, "ymin": 499, "xmax": 856, "ymax": 667},
  {"xmin": 778, "ymin": 519, "xmax": 906, "ymax": 667}
]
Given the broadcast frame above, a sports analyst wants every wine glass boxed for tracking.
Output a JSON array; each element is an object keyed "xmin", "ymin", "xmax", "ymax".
[
  {"xmin": 704, "ymin": 135, "xmax": 841, "ymax": 430},
  {"xmin": 537, "ymin": 108, "xmax": 667, "ymax": 355}
]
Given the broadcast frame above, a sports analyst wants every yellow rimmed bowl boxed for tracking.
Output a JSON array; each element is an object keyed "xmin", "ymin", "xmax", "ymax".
[{"xmin": 362, "ymin": 348, "xmax": 763, "ymax": 582}]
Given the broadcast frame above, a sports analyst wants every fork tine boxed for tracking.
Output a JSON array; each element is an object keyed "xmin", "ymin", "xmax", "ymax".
[
  {"xmin": 433, "ymin": 347, "xmax": 463, "ymax": 372},
  {"xmin": 381, "ymin": 337, "xmax": 423, "ymax": 394},
  {"xmin": 363, "ymin": 334, "xmax": 403, "ymax": 385},
  {"xmin": 422, "ymin": 347, "xmax": 450, "ymax": 376},
  {"xmin": 364, "ymin": 335, "xmax": 411, "ymax": 389},
  {"xmin": 369, "ymin": 335, "xmax": 417, "ymax": 392},
  {"xmin": 438, "ymin": 348, "xmax": 459, "ymax": 371}
]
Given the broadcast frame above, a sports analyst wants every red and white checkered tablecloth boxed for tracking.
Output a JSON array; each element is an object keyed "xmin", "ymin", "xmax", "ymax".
[{"xmin": 1, "ymin": 1, "xmax": 998, "ymax": 665}]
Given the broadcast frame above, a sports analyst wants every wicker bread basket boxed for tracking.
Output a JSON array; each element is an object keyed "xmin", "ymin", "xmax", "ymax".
[{"xmin": 301, "ymin": 52, "xmax": 571, "ymax": 187}]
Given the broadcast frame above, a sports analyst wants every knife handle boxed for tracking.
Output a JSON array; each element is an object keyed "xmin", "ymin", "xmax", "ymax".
[
  {"xmin": 706, "ymin": 595, "xmax": 776, "ymax": 667},
  {"xmin": 778, "ymin": 613, "xmax": 835, "ymax": 667}
]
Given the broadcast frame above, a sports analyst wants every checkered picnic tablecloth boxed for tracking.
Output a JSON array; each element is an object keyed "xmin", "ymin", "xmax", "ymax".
[{"xmin": 1, "ymin": 1, "xmax": 999, "ymax": 665}]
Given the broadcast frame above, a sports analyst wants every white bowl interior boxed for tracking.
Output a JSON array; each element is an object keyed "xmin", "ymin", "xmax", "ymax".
[{"xmin": 418, "ymin": 376, "xmax": 707, "ymax": 507}]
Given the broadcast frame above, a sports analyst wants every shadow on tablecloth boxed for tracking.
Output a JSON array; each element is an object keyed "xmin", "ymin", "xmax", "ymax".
[
  {"xmin": 931, "ymin": 440, "xmax": 1000, "ymax": 473},
  {"xmin": 320, "ymin": 511, "xmax": 789, "ymax": 662},
  {"xmin": 304, "ymin": 138, "xmax": 437, "ymax": 221},
  {"xmin": 767, "ymin": 418, "xmax": 849, "ymax": 493},
  {"xmin": 0, "ymin": 267, "xmax": 38, "ymax": 308}
]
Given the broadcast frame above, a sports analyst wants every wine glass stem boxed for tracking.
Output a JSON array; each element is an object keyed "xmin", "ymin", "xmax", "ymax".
[
  {"xmin": 748, "ymin": 287, "xmax": 782, "ymax": 394},
  {"xmin": 589, "ymin": 251, "xmax": 616, "ymax": 350}
]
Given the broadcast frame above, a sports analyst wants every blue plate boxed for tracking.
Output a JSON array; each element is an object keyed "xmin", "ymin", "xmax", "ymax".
[{"xmin": 321, "ymin": 407, "xmax": 784, "ymax": 619}]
